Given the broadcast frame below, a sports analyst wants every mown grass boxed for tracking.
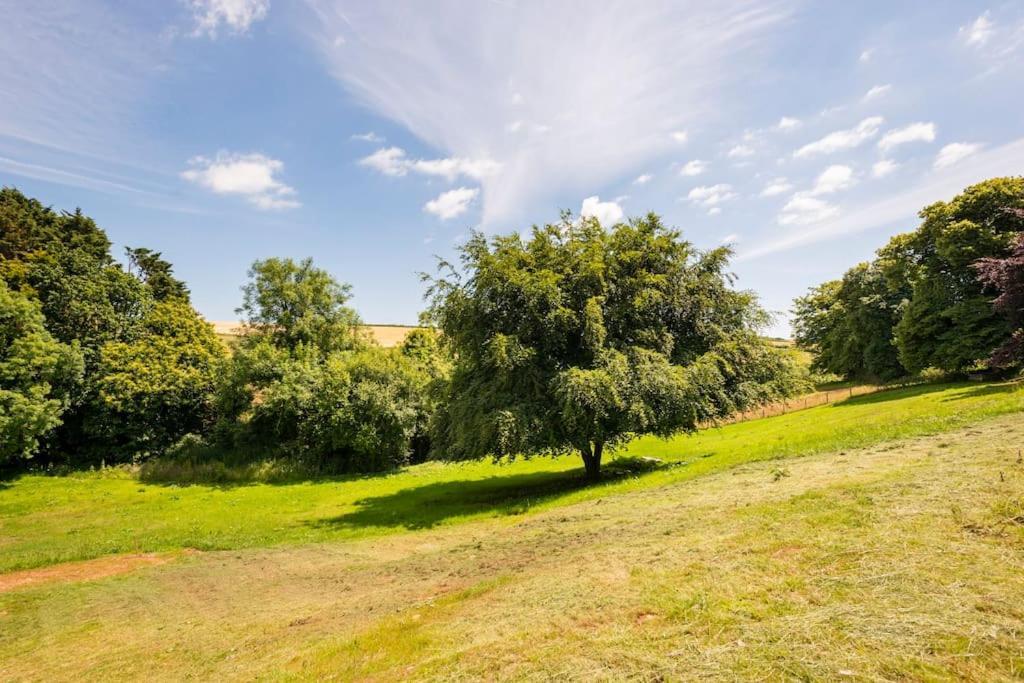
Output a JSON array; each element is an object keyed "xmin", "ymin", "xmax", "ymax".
[
  {"xmin": 0, "ymin": 380, "xmax": 1021, "ymax": 573},
  {"xmin": 3, "ymin": 413, "xmax": 1023, "ymax": 680}
]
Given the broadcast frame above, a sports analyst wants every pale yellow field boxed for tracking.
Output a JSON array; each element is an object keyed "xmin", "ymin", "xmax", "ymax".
[{"xmin": 208, "ymin": 321, "xmax": 421, "ymax": 348}]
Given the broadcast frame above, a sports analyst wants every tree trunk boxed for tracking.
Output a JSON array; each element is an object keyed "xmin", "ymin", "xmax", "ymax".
[{"xmin": 580, "ymin": 440, "xmax": 603, "ymax": 480}]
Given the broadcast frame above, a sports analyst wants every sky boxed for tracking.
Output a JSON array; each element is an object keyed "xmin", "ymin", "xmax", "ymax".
[{"xmin": 1, "ymin": 1, "xmax": 1022, "ymax": 336}]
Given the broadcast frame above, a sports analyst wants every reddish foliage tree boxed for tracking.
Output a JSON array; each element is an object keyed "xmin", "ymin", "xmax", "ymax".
[{"xmin": 974, "ymin": 208, "xmax": 1024, "ymax": 366}]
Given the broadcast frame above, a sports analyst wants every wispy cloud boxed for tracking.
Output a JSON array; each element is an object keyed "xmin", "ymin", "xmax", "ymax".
[
  {"xmin": 181, "ymin": 152, "xmax": 300, "ymax": 210},
  {"xmin": 776, "ymin": 116, "xmax": 801, "ymax": 131},
  {"xmin": 759, "ymin": 177, "xmax": 793, "ymax": 197},
  {"xmin": 777, "ymin": 195, "xmax": 839, "ymax": 226},
  {"xmin": 633, "ymin": 174, "xmax": 653, "ymax": 185},
  {"xmin": 303, "ymin": 0, "xmax": 790, "ymax": 226},
  {"xmin": 351, "ymin": 131, "xmax": 385, "ymax": 143},
  {"xmin": 862, "ymin": 84, "xmax": 891, "ymax": 102},
  {"xmin": 809, "ymin": 164, "xmax": 855, "ymax": 195},
  {"xmin": 424, "ymin": 187, "xmax": 478, "ymax": 219},
  {"xmin": 190, "ymin": 0, "xmax": 270, "ymax": 38},
  {"xmin": 960, "ymin": 11, "xmax": 994, "ymax": 47},
  {"xmin": 359, "ymin": 147, "xmax": 500, "ymax": 182},
  {"xmin": 740, "ymin": 137, "xmax": 1024, "ymax": 260},
  {"xmin": 727, "ymin": 144, "xmax": 755, "ymax": 159},
  {"xmin": 679, "ymin": 160, "xmax": 707, "ymax": 177},
  {"xmin": 793, "ymin": 117, "xmax": 883, "ymax": 158},
  {"xmin": 872, "ymin": 159, "xmax": 899, "ymax": 178},
  {"xmin": 878, "ymin": 122, "xmax": 936, "ymax": 151},
  {"xmin": 686, "ymin": 184, "xmax": 737, "ymax": 210},
  {"xmin": 934, "ymin": 142, "xmax": 982, "ymax": 169}
]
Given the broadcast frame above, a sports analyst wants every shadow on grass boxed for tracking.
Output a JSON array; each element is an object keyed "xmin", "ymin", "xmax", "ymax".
[
  {"xmin": 939, "ymin": 380, "xmax": 1021, "ymax": 402},
  {"xmin": 308, "ymin": 456, "xmax": 672, "ymax": 531},
  {"xmin": 829, "ymin": 382, "xmax": 959, "ymax": 408}
]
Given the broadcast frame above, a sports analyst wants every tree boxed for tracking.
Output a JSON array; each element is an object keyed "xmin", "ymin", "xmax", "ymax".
[
  {"xmin": 974, "ymin": 210, "xmax": 1024, "ymax": 367},
  {"xmin": 0, "ymin": 281, "xmax": 83, "ymax": 463},
  {"xmin": 89, "ymin": 301, "xmax": 226, "ymax": 459},
  {"xmin": 237, "ymin": 257, "xmax": 367, "ymax": 354},
  {"xmin": 893, "ymin": 178, "xmax": 1024, "ymax": 372},
  {"xmin": 426, "ymin": 213, "xmax": 803, "ymax": 479},
  {"xmin": 793, "ymin": 262, "xmax": 908, "ymax": 381},
  {"xmin": 125, "ymin": 247, "xmax": 190, "ymax": 302}
]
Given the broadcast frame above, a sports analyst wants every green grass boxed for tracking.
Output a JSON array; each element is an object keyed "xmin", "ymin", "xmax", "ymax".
[{"xmin": 1, "ymin": 380, "xmax": 1021, "ymax": 573}]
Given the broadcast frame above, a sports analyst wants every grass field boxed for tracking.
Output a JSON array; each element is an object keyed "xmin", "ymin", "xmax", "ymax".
[
  {"xmin": 1, "ymin": 381, "xmax": 1022, "ymax": 577},
  {"xmin": 1, "ymin": 382, "xmax": 1023, "ymax": 680}
]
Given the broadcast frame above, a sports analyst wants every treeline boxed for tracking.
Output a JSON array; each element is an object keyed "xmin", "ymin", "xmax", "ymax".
[
  {"xmin": 793, "ymin": 178, "xmax": 1024, "ymax": 381},
  {"xmin": 0, "ymin": 188, "xmax": 443, "ymax": 473},
  {"xmin": 2, "ymin": 188, "xmax": 809, "ymax": 477}
]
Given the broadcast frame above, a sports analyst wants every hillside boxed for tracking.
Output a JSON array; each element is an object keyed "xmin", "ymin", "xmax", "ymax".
[
  {"xmin": 210, "ymin": 321, "xmax": 421, "ymax": 348},
  {"xmin": 2, "ymin": 381, "xmax": 1023, "ymax": 680}
]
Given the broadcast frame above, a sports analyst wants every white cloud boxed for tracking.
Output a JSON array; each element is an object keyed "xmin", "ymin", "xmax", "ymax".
[
  {"xmin": 181, "ymin": 152, "xmax": 300, "ymax": 210},
  {"xmin": 872, "ymin": 159, "xmax": 899, "ymax": 178},
  {"xmin": 303, "ymin": 2, "xmax": 788, "ymax": 226},
  {"xmin": 633, "ymin": 174, "xmax": 653, "ymax": 185},
  {"xmin": 679, "ymin": 160, "xmax": 707, "ymax": 177},
  {"xmin": 776, "ymin": 117, "xmax": 801, "ymax": 131},
  {"xmin": 359, "ymin": 146, "xmax": 500, "ymax": 181},
  {"xmin": 760, "ymin": 177, "xmax": 793, "ymax": 197},
  {"xmin": 424, "ymin": 187, "xmax": 479, "ymax": 219},
  {"xmin": 878, "ymin": 122, "xmax": 936, "ymax": 151},
  {"xmin": 670, "ymin": 130, "xmax": 689, "ymax": 144},
  {"xmin": 580, "ymin": 196, "xmax": 624, "ymax": 226},
  {"xmin": 727, "ymin": 144, "xmax": 755, "ymax": 158},
  {"xmin": 359, "ymin": 146, "xmax": 409, "ymax": 176},
  {"xmin": 810, "ymin": 164, "xmax": 855, "ymax": 195},
  {"xmin": 351, "ymin": 131, "xmax": 384, "ymax": 142},
  {"xmin": 778, "ymin": 194, "xmax": 839, "ymax": 226},
  {"xmin": 190, "ymin": 0, "xmax": 270, "ymax": 37},
  {"xmin": 793, "ymin": 116, "xmax": 884, "ymax": 158},
  {"xmin": 506, "ymin": 120, "xmax": 523, "ymax": 133},
  {"xmin": 687, "ymin": 184, "xmax": 737, "ymax": 208},
  {"xmin": 708, "ymin": 207, "xmax": 722, "ymax": 216},
  {"xmin": 863, "ymin": 84, "xmax": 891, "ymax": 101},
  {"xmin": 934, "ymin": 142, "xmax": 982, "ymax": 169},
  {"xmin": 740, "ymin": 137, "xmax": 1024, "ymax": 261},
  {"xmin": 721, "ymin": 233, "xmax": 740, "ymax": 243},
  {"xmin": 859, "ymin": 48, "xmax": 874, "ymax": 63},
  {"xmin": 960, "ymin": 12, "xmax": 994, "ymax": 47}
]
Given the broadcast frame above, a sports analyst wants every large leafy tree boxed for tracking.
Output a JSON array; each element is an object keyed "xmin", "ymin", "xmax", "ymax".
[
  {"xmin": 893, "ymin": 177, "xmax": 1024, "ymax": 372},
  {"xmin": 974, "ymin": 210, "xmax": 1024, "ymax": 367},
  {"xmin": 0, "ymin": 281, "xmax": 83, "ymax": 463},
  {"xmin": 125, "ymin": 247, "xmax": 190, "ymax": 303},
  {"xmin": 426, "ymin": 213, "xmax": 803, "ymax": 479}
]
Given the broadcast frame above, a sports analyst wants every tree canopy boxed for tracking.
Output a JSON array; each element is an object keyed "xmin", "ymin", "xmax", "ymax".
[{"xmin": 426, "ymin": 213, "xmax": 803, "ymax": 478}]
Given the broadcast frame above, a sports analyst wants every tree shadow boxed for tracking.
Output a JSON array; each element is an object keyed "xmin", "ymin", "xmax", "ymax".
[
  {"xmin": 308, "ymin": 457, "xmax": 673, "ymax": 531},
  {"xmin": 939, "ymin": 380, "xmax": 1021, "ymax": 402},
  {"xmin": 829, "ymin": 382, "xmax": 959, "ymax": 407}
]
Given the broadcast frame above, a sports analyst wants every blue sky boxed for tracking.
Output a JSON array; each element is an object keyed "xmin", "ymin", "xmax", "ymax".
[{"xmin": 2, "ymin": 1, "xmax": 1022, "ymax": 336}]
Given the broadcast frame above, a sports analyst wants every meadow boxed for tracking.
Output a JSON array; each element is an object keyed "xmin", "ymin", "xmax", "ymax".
[{"xmin": 2, "ymin": 380, "xmax": 1023, "ymax": 680}]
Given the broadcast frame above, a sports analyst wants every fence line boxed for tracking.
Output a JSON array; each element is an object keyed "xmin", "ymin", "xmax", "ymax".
[{"xmin": 711, "ymin": 381, "xmax": 920, "ymax": 428}]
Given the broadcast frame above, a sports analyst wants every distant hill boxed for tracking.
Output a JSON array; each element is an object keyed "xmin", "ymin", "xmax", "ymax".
[{"xmin": 209, "ymin": 321, "xmax": 422, "ymax": 348}]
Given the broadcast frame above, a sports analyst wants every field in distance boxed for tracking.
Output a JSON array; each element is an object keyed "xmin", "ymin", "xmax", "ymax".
[{"xmin": 209, "ymin": 321, "xmax": 421, "ymax": 348}]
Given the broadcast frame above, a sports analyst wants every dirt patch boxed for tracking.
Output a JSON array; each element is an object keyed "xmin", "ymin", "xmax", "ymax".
[{"xmin": 0, "ymin": 553, "xmax": 173, "ymax": 593}]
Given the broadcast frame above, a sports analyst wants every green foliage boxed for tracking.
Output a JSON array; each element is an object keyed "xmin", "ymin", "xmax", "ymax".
[
  {"xmin": 237, "ymin": 257, "xmax": 366, "ymax": 355},
  {"xmin": 89, "ymin": 301, "xmax": 227, "ymax": 460},
  {"xmin": 0, "ymin": 280, "xmax": 83, "ymax": 462},
  {"xmin": 427, "ymin": 213, "xmax": 802, "ymax": 477},
  {"xmin": 795, "ymin": 177, "xmax": 1024, "ymax": 377},
  {"xmin": 893, "ymin": 177, "xmax": 1024, "ymax": 372},
  {"xmin": 125, "ymin": 247, "xmax": 190, "ymax": 302},
  {"xmin": 793, "ymin": 261, "xmax": 908, "ymax": 381}
]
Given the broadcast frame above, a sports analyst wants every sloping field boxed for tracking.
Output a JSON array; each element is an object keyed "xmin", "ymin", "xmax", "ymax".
[{"xmin": 2, "ymin": 411, "xmax": 1023, "ymax": 680}]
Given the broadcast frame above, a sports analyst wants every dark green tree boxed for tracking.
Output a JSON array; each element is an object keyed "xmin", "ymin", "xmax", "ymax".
[
  {"xmin": 893, "ymin": 177, "xmax": 1024, "ymax": 372},
  {"xmin": 426, "ymin": 213, "xmax": 803, "ymax": 479},
  {"xmin": 125, "ymin": 247, "xmax": 190, "ymax": 302}
]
